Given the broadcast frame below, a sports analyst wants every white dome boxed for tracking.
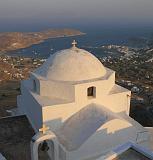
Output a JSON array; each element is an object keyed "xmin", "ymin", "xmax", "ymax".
[{"xmin": 34, "ymin": 47, "xmax": 106, "ymax": 82}]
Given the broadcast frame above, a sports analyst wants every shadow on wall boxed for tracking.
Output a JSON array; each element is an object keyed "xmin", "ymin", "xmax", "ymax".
[{"xmin": 45, "ymin": 118, "xmax": 63, "ymax": 131}]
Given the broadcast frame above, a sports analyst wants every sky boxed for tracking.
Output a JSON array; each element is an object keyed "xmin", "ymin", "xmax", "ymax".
[{"xmin": 0, "ymin": 0, "xmax": 153, "ymax": 31}]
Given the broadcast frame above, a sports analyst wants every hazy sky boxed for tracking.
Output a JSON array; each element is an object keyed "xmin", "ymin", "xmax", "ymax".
[{"xmin": 1, "ymin": 0, "xmax": 153, "ymax": 31}]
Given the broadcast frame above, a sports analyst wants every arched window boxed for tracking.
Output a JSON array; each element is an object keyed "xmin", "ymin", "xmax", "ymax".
[
  {"xmin": 87, "ymin": 86, "xmax": 96, "ymax": 98},
  {"xmin": 33, "ymin": 79, "xmax": 37, "ymax": 92}
]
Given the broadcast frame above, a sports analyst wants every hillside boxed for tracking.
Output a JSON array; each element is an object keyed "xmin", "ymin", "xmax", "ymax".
[{"xmin": 0, "ymin": 29, "xmax": 84, "ymax": 52}]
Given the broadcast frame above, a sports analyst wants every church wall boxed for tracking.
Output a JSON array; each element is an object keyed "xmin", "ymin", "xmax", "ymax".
[
  {"xmin": 17, "ymin": 95, "xmax": 25, "ymax": 116},
  {"xmin": 19, "ymin": 79, "xmax": 34, "ymax": 95},
  {"xmin": 30, "ymin": 74, "xmax": 41, "ymax": 94},
  {"xmin": 42, "ymin": 102, "xmax": 77, "ymax": 131},
  {"xmin": 18, "ymin": 83, "xmax": 43, "ymax": 131},
  {"xmin": 74, "ymin": 72, "xmax": 115, "ymax": 103},
  {"xmin": 39, "ymin": 80, "xmax": 75, "ymax": 101},
  {"xmin": 66, "ymin": 119, "xmax": 138, "ymax": 160},
  {"xmin": 74, "ymin": 73, "xmax": 130, "ymax": 114},
  {"xmin": 42, "ymin": 102, "xmax": 111, "ymax": 131},
  {"xmin": 42, "ymin": 80, "xmax": 130, "ymax": 131},
  {"xmin": 95, "ymin": 91, "xmax": 131, "ymax": 114}
]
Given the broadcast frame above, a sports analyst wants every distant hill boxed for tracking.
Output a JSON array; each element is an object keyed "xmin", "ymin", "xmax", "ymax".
[{"xmin": 0, "ymin": 29, "xmax": 85, "ymax": 52}]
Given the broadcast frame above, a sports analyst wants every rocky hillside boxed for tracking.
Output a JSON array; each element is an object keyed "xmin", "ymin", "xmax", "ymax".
[{"xmin": 0, "ymin": 29, "xmax": 84, "ymax": 52}]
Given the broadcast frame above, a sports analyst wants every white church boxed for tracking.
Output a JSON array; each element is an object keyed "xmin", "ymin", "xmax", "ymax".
[{"xmin": 17, "ymin": 41, "xmax": 153, "ymax": 160}]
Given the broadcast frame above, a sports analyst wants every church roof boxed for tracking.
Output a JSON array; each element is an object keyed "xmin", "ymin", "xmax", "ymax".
[
  {"xmin": 103, "ymin": 141, "xmax": 153, "ymax": 160},
  {"xmin": 34, "ymin": 46, "xmax": 106, "ymax": 82},
  {"xmin": 55, "ymin": 103, "xmax": 117, "ymax": 151}
]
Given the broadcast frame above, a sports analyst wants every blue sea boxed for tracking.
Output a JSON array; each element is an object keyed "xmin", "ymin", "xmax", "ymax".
[{"xmin": 8, "ymin": 27, "xmax": 153, "ymax": 59}]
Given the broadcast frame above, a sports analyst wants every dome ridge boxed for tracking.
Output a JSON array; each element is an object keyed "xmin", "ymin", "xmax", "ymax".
[{"xmin": 34, "ymin": 46, "xmax": 106, "ymax": 82}]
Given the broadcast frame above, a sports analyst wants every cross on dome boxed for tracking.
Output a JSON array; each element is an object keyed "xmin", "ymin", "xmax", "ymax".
[
  {"xmin": 72, "ymin": 40, "xmax": 77, "ymax": 47},
  {"xmin": 39, "ymin": 124, "xmax": 49, "ymax": 134}
]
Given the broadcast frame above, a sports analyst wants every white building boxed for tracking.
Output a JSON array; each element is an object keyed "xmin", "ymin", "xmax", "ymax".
[
  {"xmin": 18, "ymin": 41, "xmax": 153, "ymax": 160},
  {"xmin": 0, "ymin": 153, "xmax": 6, "ymax": 160}
]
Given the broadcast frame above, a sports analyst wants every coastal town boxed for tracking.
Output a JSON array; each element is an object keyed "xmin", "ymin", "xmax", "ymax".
[
  {"xmin": 101, "ymin": 45, "xmax": 153, "ymax": 126},
  {"xmin": 0, "ymin": 55, "xmax": 45, "ymax": 82}
]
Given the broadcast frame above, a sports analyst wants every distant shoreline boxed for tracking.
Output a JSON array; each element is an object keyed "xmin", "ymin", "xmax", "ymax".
[
  {"xmin": 0, "ymin": 28, "xmax": 85, "ymax": 53},
  {"xmin": 5, "ymin": 33, "xmax": 86, "ymax": 58}
]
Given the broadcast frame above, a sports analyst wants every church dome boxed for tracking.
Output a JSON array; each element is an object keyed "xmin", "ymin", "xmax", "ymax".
[{"xmin": 34, "ymin": 43, "xmax": 106, "ymax": 82}]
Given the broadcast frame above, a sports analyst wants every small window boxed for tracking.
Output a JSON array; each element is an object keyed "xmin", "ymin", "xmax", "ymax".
[
  {"xmin": 87, "ymin": 87, "xmax": 96, "ymax": 98},
  {"xmin": 33, "ymin": 79, "xmax": 37, "ymax": 92}
]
